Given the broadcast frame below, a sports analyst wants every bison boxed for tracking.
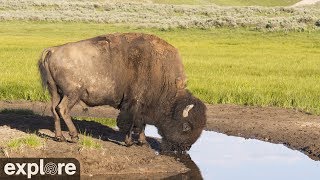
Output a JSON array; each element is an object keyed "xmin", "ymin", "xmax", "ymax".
[{"xmin": 38, "ymin": 33, "xmax": 206, "ymax": 151}]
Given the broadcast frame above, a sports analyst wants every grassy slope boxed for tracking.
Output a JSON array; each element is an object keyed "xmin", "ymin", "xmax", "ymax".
[
  {"xmin": 150, "ymin": 0, "xmax": 300, "ymax": 6},
  {"xmin": 0, "ymin": 21, "xmax": 320, "ymax": 113}
]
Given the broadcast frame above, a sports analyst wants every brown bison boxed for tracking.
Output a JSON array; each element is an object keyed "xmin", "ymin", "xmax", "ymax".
[{"xmin": 38, "ymin": 33, "xmax": 206, "ymax": 151}]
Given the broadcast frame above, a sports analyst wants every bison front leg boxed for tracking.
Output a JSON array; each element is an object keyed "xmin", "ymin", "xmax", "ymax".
[
  {"xmin": 124, "ymin": 102, "xmax": 147, "ymax": 147},
  {"xmin": 124, "ymin": 122, "xmax": 134, "ymax": 147},
  {"xmin": 124, "ymin": 123, "xmax": 148, "ymax": 147},
  {"xmin": 118, "ymin": 104, "xmax": 148, "ymax": 147},
  {"xmin": 137, "ymin": 124, "xmax": 149, "ymax": 146},
  {"xmin": 117, "ymin": 110, "xmax": 134, "ymax": 146},
  {"xmin": 117, "ymin": 110, "xmax": 132, "ymax": 133}
]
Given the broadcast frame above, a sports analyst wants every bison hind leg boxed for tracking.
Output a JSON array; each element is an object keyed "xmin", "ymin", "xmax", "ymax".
[
  {"xmin": 48, "ymin": 85, "xmax": 66, "ymax": 142},
  {"xmin": 56, "ymin": 93, "xmax": 80, "ymax": 143}
]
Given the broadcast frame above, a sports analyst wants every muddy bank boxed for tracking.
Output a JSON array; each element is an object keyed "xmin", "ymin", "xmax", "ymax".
[
  {"xmin": 0, "ymin": 101, "xmax": 188, "ymax": 177},
  {"xmin": 206, "ymin": 104, "xmax": 320, "ymax": 160},
  {"xmin": 1, "ymin": 100, "xmax": 320, "ymax": 162}
]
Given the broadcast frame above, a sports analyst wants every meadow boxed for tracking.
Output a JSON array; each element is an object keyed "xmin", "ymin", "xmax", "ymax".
[{"xmin": 1, "ymin": 21, "xmax": 320, "ymax": 113}]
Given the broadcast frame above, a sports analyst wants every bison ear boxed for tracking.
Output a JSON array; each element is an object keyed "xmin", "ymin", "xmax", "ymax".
[
  {"xmin": 182, "ymin": 122, "xmax": 192, "ymax": 132},
  {"xmin": 175, "ymin": 77, "xmax": 186, "ymax": 90},
  {"xmin": 183, "ymin": 104, "xmax": 194, "ymax": 117}
]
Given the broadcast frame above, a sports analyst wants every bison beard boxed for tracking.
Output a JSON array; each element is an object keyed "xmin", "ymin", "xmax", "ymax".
[{"xmin": 38, "ymin": 33, "xmax": 207, "ymax": 152}]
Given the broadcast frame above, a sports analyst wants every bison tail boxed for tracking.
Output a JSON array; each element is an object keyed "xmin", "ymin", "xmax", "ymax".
[{"xmin": 38, "ymin": 48, "xmax": 53, "ymax": 91}]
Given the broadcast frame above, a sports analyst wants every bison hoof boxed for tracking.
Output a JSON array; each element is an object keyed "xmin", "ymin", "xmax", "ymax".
[
  {"xmin": 125, "ymin": 141, "xmax": 134, "ymax": 147},
  {"xmin": 54, "ymin": 136, "xmax": 66, "ymax": 142},
  {"xmin": 137, "ymin": 141, "xmax": 150, "ymax": 147},
  {"xmin": 70, "ymin": 136, "xmax": 79, "ymax": 143},
  {"xmin": 125, "ymin": 139, "xmax": 134, "ymax": 147}
]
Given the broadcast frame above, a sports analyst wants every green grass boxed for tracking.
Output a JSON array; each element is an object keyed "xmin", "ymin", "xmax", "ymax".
[
  {"xmin": 0, "ymin": 21, "xmax": 320, "ymax": 113},
  {"xmin": 78, "ymin": 132, "xmax": 102, "ymax": 149},
  {"xmin": 7, "ymin": 134, "xmax": 43, "ymax": 150},
  {"xmin": 73, "ymin": 117, "xmax": 116, "ymax": 127}
]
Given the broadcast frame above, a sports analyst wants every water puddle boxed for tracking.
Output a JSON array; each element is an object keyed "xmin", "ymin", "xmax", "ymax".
[{"xmin": 145, "ymin": 125, "xmax": 320, "ymax": 179}]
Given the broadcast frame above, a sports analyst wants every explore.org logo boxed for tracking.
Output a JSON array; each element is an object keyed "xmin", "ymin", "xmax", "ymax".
[{"xmin": 0, "ymin": 158, "xmax": 80, "ymax": 180}]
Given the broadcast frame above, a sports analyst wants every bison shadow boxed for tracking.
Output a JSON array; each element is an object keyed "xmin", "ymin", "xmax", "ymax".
[{"xmin": 0, "ymin": 109, "xmax": 160, "ymax": 150}]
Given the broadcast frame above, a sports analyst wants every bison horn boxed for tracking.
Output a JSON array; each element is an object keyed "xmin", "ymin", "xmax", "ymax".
[{"xmin": 183, "ymin": 104, "xmax": 194, "ymax": 117}]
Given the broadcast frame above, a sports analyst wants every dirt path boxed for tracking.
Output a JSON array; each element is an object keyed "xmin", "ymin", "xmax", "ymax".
[
  {"xmin": 0, "ymin": 100, "xmax": 319, "ymax": 166},
  {"xmin": 292, "ymin": 0, "xmax": 320, "ymax": 6}
]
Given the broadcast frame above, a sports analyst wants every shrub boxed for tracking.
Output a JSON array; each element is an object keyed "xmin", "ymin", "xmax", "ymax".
[{"xmin": 0, "ymin": 0, "xmax": 319, "ymax": 31}]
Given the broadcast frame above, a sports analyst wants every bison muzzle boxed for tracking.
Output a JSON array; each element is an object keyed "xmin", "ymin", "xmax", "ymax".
[{"xmin": 38, "ymin": 33, "xmax": 206, "ymax": 152}]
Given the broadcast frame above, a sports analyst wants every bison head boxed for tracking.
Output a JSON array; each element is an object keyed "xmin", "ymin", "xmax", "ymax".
[{"xmin": 158, "ymin": 91, "xmax": 207, "ymax": 152}]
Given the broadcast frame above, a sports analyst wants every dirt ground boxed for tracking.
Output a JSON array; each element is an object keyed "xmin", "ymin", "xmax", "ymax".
[
  {"xmin": 0, "ymin": 101, "xmax": 190, "ymax": 178},
  {"xmin": 0, "ymin": 100, "xmax": 319, "ymax": 177}
]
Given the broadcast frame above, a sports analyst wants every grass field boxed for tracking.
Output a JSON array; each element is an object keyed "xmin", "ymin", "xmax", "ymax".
[{"xmin": 1, "ymin": 21, "xmax": 320, "ymax": 113}]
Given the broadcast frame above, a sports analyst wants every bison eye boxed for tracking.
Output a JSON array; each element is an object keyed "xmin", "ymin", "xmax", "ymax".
[{"xmin": 182, "ymin": 122, "xmax": 191, "ymax": 132}]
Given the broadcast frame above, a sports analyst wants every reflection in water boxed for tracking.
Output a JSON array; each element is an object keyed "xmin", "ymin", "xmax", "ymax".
[
  {"xmin": 145, "ymin": 125, "xmax": 203, "ymax": 179},
  {"xmin": 164, "ymin": 154, "xmax": 203, "ymax": 180},
  {"xmin": 145, "ymin": 125, "xmax": 320, "ymax": 180}
]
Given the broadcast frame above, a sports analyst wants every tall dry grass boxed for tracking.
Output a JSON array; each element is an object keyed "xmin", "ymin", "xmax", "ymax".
[{"xmin": 0, "ymin": 0, "xmax": 319, "ymax": 31}]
